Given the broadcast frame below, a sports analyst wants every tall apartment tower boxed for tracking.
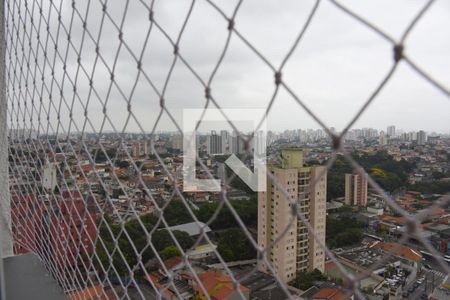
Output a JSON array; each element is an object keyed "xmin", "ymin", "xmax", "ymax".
[
  {"xmin": 417, "ymin": 130, "xmax": 427, "ymax": 145},
  {"xmin": 131, "ymin": 142, "xmax": 141, "ymax": 157},
  {"xmin": 344, "ymin": 170, "xmax": 368, "ymax": 207},
  {"xmin": 206, "ymin": 131, "xmax": 223, "ymax": 155},
  {"xmin": 387, "ymin": 125, "xmax": 396, "ymax": 138},
  {"xmin": 258, "ymin": 148, "xmax": 327, "ymax": 283},
  {"xmin": 231, "ymin": 131, "xmax": 245, "ymax": 155},
  {"xmin": 170, "ymin": 134, "xmax": 183, "ymax": 151},
  {"xmin": 220, "ymin": 130, "xmax": 230, "ymax": 154},
  {"xmin": 379, "ymin": 131, "xmax": 387, "ymax": 146}
]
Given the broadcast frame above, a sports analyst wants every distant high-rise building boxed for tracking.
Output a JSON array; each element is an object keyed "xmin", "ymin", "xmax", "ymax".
[
  {"xmin": 330, "ymin": 127, "xmax": 336, "ymax": 135},
  {"xmin": 344, "ymin": 170, "xmax": 368, "ymax": 207},
  {"xmin": 231, "ymin": 131, "xmax": 245, "ymax": 155},
  {"xmin": 220, "ymin": 130, "xmax": 229, "ymax": 154},
  {"xmin": 400, "ymin": 132, "xmax": 408, "ymax": 142},
  {"xmin": 267, "ymin": 131, "xmax": 276, "ymax": 145},
  {"xmin": 417, "ymin": 130, "xmax": 427, "ymax": 145},
  {"xmin": 427, "ymin": 135, "xmax": 440, "ymax": 145},
  {"xmin": 131, "ymin": 142, "xmax": 141, "ymax": 157},
  {"xmin": 408, "ymin": 131, "xmax": 417, "ymax": 142},
  {"xmin": 170, "ymin": 134, "xmax": 183, "ymax": 151},
  {"xmin": 143, "ymin": 140, "xmax": 149, "ymax": 155},
  {"xmin": 250, "ymin": 130, "xmax": 266, "ymax": 157},
  {"xmin": 387, "ymin": 125, "xmax": 396, "ymax": 138},
  {"xmin": 379, "ymin": 131, "xmax": 387, "ymax": 145},
  {"xmin": 206, "ymin": 131, "xmax": 222, "ymax": 155},
  {"xmin": 258, "ymin": 148, "xmax": 327, "ymax": 282}
]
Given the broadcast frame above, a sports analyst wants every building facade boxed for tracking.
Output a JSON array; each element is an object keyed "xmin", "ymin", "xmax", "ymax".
[
  {"xmin": 344, "ymin": 170, "xmax": 368, "ymax": 207},
  {"xmin": 417, "ymin": 130, "xmax": 427, "ymax": 145},
  {"xmin": 257, "ymin": 148, "xmax": 327, "ymax": 282},
  {"xmin": 387, "ymin": 125, "xmax": 396, "ymax": 138},
  {"xmin": 206, "ymin": 131, "xmax": 222, "ymax": 155},
  {"xmin": 379, "ymin": 131, "xmax": 387, "ymax": 146},
  {"xmin": 220, "ymin": 130, "xmax": 229, "ymax": 154}
]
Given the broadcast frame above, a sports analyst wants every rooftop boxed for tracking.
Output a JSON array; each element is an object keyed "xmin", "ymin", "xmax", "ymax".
[
  {"xmin": 312, "ymin": 287, "xmax": 351, "ymax": 300},
  {"xmin": 195, "ymin": 271, "xmax": 249, "ymax": 300},
  {"xmin": 340, "ymin": 246, "xmax": 397, "ymax": 269},
  {"xmin": 165, "ymin": 221, "xmax": 212, "ymax": 237},
  {"xmin": 368, "ymin": 241, "xmax": 422, "ymax": 262}
]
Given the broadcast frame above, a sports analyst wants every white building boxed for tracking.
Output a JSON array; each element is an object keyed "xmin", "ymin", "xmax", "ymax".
[
  {"xmin": 206, "ymin": 131, "xmax": 222, "ymax": 155},
  {"xmin": 417, "ymin": 130, "xmax": 427, "ymax": 145},
  {"xmin": 42, "ymin": 162, "xmax": 57, "ymax": 191},
  {"xmin": 220, "ymin": 130, "xmax": 229, "ymax": 154},
  {"xmin": 387, "ymin": 125, "xmax": 396, "ymax": 138},
  {"xmin": 379, "ymin": 131, "xmax": 387, "ymax": 145}
]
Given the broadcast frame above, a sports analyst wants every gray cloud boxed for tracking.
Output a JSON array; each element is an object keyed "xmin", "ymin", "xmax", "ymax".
[{"xmin": 7, "ymin": 0, "xmax": 450, "ymax": 136}]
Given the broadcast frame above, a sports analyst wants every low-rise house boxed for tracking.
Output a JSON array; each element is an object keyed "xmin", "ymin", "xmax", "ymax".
[
  {"xmin": 311, "ymin": 287, "xmax": 353, "ymax": 300},
  {"xmin": 194, "ymin": 271, "xmax": 250, "ymax": 300}
]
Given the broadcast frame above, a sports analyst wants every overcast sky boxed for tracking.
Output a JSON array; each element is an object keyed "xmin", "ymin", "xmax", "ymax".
[{"xmin": 8, "ymin": 0, "xmax": 450, "ymax": 135}]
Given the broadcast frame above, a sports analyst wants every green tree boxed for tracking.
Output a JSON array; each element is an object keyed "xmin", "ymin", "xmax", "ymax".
[
  {"xmin": 196, "ymin": 197, "xmax": 257, "ymax": 230},
  {"xmin": 94, "ymin": 214, "xmax": 193, "ymax": 277},
  {"xmin": 326, "ymin": 152, "xmax": 415, "ymax": 200},
  {"xmin": 327, "ymin": 157, "xmax": 352, "ymax": 200},
  {"xmin": 291, "ymin": 269, "xmax": 326, "ymax": 290},
  {"xmin": 152, "ymin": 230, "xmax": 194, "ymax": 252},
  {"xmin": 162, "ymin": 200, "xmax": 194, "ymax": 226},
  {"xmin": 410, "ymin": 181, "xmax": 450, "ymax": 194},
  {"xmin": 432, "ymin": 171, "xmax": 446, "ymax": 180},
  {"xmin": 160, "ymin": 245, "xmax": 181, "ymax": 260},
  {"xmin": 217, "ymin": 228, "xmax": 256, "ymax": 262},
  {"xmin": 326, "ymin": 216, "xmax": 364, "ymax": 248},
  {"xmin": 384, "ymin": 265, "xmax": 396, "ymax": 278},
  {"xmin": 116, "ymin": 160, "xmax": 130, "ymax": 168}
]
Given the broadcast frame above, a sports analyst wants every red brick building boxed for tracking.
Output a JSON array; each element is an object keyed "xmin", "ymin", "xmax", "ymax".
[{"xmin": 11, "ymin": 192, "xmax": 97, "ymax": 268}]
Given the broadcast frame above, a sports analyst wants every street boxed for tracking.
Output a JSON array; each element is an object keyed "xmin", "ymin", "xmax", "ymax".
[{"xmin": 402, "ymin": 268, "xmax": 447, "ymax": 299}]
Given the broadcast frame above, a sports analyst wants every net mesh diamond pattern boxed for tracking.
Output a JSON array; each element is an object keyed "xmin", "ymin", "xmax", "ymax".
[{"xmin": 4, "ymin": 0, "xmax": 450, "ymax": 299}]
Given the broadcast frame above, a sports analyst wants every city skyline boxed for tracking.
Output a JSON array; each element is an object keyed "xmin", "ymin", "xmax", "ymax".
[
  {"xmin": 9, "ymin": 125, "xmax": 450, "ymax": 137},
  {"xmin": 8, "ymin": 0, "xmax": 449, "ymax": 134},
  {"xmin": 3, "ymin": 0, "xmax": 450, "ymax": 299}
]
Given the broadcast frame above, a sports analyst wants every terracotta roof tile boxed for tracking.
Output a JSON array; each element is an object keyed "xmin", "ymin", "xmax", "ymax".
[
  {"xmin": 312, "ymin": 287, "xmax": 350, "ymax": 300},
  {"xmin": 369, "ymin": 241, "xmax": 422, "ymax": 262},
  {"xmin": 195, "ymin": 271, "xmax": 249, "ymax": 300}
]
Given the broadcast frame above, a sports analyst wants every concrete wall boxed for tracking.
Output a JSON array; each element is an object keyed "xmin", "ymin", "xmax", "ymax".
[
  {"xmin": 0, "ymin": 0, "xmax": 12, "ymax": 258},
  {"xmin": 1, "ymin": 2, "xmax": 13, "ymax": 298}
]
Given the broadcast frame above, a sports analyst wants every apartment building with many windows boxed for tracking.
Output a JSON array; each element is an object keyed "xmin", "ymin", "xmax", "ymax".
[
  {"xmin": 257, "ymin": 148, "xmax": 327, "ymax": 282},
  {"xmin": 344, "ymin": 170, "xmax": 368, "ymax": 207}
]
